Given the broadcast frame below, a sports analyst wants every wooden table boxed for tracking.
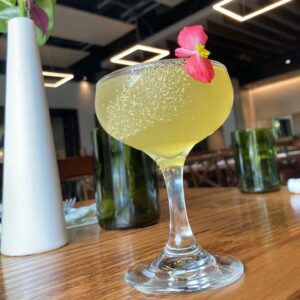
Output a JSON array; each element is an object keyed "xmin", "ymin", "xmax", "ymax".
[{"xmin": 1, "ymin": 188, "xmax": 300, "ymax": 299}]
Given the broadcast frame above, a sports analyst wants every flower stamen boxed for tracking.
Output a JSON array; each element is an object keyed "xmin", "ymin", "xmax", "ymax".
[{"xmin": 195, "ymin": 44, "xmax": 210, "ymax": 58}]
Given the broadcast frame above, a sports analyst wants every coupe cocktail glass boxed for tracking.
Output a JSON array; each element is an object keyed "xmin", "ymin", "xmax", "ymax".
[{"xmin": 95, "ymin": 59, "xmax": 244, "ymax": 294}]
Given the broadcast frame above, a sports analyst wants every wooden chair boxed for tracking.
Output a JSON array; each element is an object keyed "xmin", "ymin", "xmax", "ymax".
[
  {"xmin": 185, "ymin": 152, "xmax": 220, "ymax": 187},
  {"xmin": 277, "ymin": 150, "xmax": 300, "ymax": 184},
  {"xmin": 57, "ymin": 156, "xmax": 94, "ymax": 200},
  {"xmin": 216, "ymin": 149, "xmax": 238, "ymax": 187},
  {"xmin": 184, "ymin": 150, "xmax": 238, "ymax": 188}
]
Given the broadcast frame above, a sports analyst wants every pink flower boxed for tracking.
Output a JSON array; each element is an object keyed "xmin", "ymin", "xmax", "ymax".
[{"xmin": 175, "ymin": 25, "xmax": 215, "ymax": 83}]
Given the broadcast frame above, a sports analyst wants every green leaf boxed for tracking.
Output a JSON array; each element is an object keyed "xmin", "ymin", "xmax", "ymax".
[
  {"xmin": 34, "ymin": 0, "xmax": 56, "ymax": 47},
  {"xmin": 0, "ymin": 1, "xmax": 16, "ymax": 33},
  {"xmin": 0, "ymin": 6, "xmax": 18, "ymax": 19},
  {"xmin": 0, "ymin": 21, "xmax": 6, "ymax": 33},
  {"xmin": 0, "ymin": 0, "xmax": 16, "ymax": 7}
]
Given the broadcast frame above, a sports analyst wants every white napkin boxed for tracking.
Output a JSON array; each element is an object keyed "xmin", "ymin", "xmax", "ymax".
[
  {"xmin": 0, "ymin": 203, "xmax": 97, "ymax": 232},
  {"xmin": 65, "ymin": 203, "xmax": 97, "ymax": 229},
  {"xmin": 287, "ymin": 179, "xmax": 300, "ymax": 194}
]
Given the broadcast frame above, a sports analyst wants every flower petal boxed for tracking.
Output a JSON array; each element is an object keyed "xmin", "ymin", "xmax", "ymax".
[
  {"xmin": 175, "ymin": 47, "xmax": 196, "ymax": 58},
  {"xmin": 177, "ymin": 25, "xmax": 208, "ymax": 51},
  {"xmin": 30, "ymin": 4, "xmax": 48, "ymax": 35},
  {"xmin": 184, "ymin": 55, "xmax": 215, "ymax": 83}
]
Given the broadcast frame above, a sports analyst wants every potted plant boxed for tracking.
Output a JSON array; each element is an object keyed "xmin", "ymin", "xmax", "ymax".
[{"xmin": 0, "ymin": 0, "xmax": 68, "ymax": 256}]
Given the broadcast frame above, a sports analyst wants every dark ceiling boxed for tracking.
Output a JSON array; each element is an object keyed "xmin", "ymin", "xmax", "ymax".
[
  {"xmin": 1, "ymin": 0, "xmax": 300, "ymax": 85},
  {"xmin": 55, "ymin": 0, "xmax": 212, "ymax": 82}
]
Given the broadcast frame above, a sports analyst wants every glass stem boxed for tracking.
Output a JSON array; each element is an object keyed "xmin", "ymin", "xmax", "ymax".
[{"xmin": 161, "ymin": 166, "xmax": 199, "ymax": 256}]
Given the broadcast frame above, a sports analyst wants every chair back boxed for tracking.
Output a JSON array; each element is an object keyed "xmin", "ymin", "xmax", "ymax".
[
  {"xmin": 57, "ymin": 156, "xmax": 94, "ymax": 180},
  {"xmin": 185, "ymin": 150, "xmax": 237, "ymax": 187}
]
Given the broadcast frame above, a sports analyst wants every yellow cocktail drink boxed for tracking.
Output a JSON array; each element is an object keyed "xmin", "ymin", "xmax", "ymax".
[
  {"xmin": 95, "ymin": 57, "xmax": 243, "ymax": 294},
  {"xmin": 95, "ymin": 59, "xmax": 233, "ymax": 168}
]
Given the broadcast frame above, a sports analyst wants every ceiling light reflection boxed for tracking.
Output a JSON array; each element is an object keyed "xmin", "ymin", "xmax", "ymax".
[
  {"xmin": 213, "ymin": 0, "xmax": 293, "ymax": 22},
  {"xmin": 110, "ymin": 44, "xmax": 170, "ymax": 66},
  {"xmin": 43, "ymin": 71, "xmax": 74, "ymax": 88}
]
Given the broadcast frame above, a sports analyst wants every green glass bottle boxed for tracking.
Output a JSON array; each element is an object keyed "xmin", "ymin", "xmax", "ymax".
[
  {"xmin": 92, "ymin": 127, "xmax": 160, "ymax": 229},
  {"xmin": 232, "ymin": 128, "xmax": 280, "ymax": 193}
]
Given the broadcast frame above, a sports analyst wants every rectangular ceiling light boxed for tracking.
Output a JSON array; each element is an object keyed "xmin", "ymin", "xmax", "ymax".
[
  {"xmin": 213, "ymin": 0, "xmax": 293, "ymax": 22},
  {"xmin": 42, "ymin": 71, "xmax": 74, "ymax": 88},
  {"xmin": 110, "ymin": 44, "xmax": 170, "ymax": 66}
]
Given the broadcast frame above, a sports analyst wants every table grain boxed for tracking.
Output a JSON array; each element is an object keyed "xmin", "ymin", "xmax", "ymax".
[{"xmin": 1, "ymin": 188, "xmax": 300, "ymax": 300}]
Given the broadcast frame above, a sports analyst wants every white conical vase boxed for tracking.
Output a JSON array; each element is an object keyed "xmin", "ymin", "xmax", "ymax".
[{"xmin": 1, "ymin": 17, "xmax": 68, "ymax": 256}]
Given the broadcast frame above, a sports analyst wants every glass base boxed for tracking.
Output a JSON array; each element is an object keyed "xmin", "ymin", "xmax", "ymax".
[{"xmin": 125, "ymin": 246, "xmax": 244, "ymax": 294}]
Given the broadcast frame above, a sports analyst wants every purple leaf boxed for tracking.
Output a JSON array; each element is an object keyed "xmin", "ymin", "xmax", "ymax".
[
  {"xmin": 30, "ymin": 4, "xmax": 48, "ymax": 35},
  {"xmin": 25, "ymin": 0, "xmax": 34, "ymax": 10}
]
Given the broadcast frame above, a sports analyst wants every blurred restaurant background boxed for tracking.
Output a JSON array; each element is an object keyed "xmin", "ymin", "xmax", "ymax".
[{"xmin": 0, "ymin": 0, "xmax": 299, "ymax": 200}]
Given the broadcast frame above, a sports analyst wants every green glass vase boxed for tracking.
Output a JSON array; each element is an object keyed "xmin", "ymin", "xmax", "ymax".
[
  {"xmin": 232, "ymin": 128, "xmax": 280, "ymax": 193},
  {"xmin": 92, "ymin": 127, "xmax": 160, "ymax": 229}
]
